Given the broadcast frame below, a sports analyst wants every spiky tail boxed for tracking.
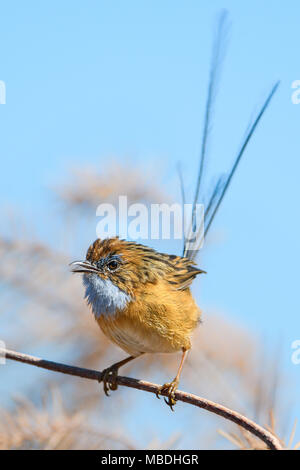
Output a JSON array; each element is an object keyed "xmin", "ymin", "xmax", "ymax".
[{"xmin": 182, "ymin": 11, "xmax": 279, "ymax": 260}]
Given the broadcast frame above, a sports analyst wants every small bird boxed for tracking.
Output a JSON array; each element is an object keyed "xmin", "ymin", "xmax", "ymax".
[
  {"xmin": 70, "ymin": 237, "xmax": 205, "ymax": 409},
  {"xmin": 69, "ymin": 77, "xmax": 278, "ymax": 409},
  {"xmin": 69, "ymin": 15, "xmax": 278, "ymax": 409}
]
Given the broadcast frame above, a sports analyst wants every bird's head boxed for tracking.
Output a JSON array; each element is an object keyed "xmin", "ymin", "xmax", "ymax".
[
  {"xmin": 70, "ymin": 237, "xmax": 204, "ymax": 318},
  {"xmin": 69, "ymin": 237, "xmax": 169, "ymax": 317}
]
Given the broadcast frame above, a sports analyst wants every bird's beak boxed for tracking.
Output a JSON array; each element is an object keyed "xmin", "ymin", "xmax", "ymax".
[{"xmin": 69, "ymin": 260, "xmax": 99, "ymax": 274}]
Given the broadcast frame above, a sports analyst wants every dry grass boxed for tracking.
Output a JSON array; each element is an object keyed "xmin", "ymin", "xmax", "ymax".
[
  {"xmin": 54, "ymin": 161, "xmax": 168, "ymax": 211},
  {"xmin": 218, "ymin": 411, "xmax": 300, "ymax": 450},
  {"xmin": 0, "ymin": 389, "xmax": 136, "ymax": 450},
  {"xmin": 0, "ymin": 160, "xmax": 297, "ymax": 449}
]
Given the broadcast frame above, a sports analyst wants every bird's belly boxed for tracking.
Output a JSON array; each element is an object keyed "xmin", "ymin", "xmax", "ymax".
[
  {"xmin": 96, "ymin": 314, "xmax": 180, "ymax": 356},
  {"xmin": 95, "ymin": 283, "xmax": 200, "ymax": 356}
]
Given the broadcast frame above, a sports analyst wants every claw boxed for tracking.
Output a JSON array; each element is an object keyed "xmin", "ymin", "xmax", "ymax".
[
  {"xmin": 156, "ymin": 380, "xmax": 179, "ymax": 411},
  {"xmin": 100, "ymin": 366, "xmax": 119, "ymax": 396}
]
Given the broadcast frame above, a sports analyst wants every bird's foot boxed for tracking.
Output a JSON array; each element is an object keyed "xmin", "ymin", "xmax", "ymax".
[
  {"xmin": 99, "ymin": 365, "xmax": 119, "ymax": 396},
  {"xmin": 156, "ymin": 379, "xmax": 179, "ymax": 411}
]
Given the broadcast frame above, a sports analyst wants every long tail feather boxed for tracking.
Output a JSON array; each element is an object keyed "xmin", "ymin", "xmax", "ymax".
[
  {"xmin": 184, "ymin": 81, "xmax": 280, "ymax": 261},
  {"xmin": 204, "ymin": 81, "xmax": 280, "ymax": 239},
  {"xmin": 185, "ymin": 10, "xmax": 229, "ymax": 253},
  {"xmin": 183, "ymin": 9, "xmax": 280, "ymax": 260}
]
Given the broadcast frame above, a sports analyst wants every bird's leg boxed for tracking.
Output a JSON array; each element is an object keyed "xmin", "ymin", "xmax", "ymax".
[
  {"xmin": 100, "ymin": 354, "xmax": 142, "ymax": 396},
  {"xmin": 156, "ymin": 349, "xmax": 188, "ymax": 411}
]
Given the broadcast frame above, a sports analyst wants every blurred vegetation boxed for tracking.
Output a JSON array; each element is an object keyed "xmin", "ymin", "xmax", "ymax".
[{"xmin": 0, "ymin": 161, "xmax": 298, "ymax": 450}]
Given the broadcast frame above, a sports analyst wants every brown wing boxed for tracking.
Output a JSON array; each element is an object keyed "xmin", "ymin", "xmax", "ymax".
[
  {"xmin": 87, "ymin": 238, "xmax": 206, "ymax": 291},
  {"xmin": 162, "ymin": 254, "xmax": 206, "ymax": 291}
]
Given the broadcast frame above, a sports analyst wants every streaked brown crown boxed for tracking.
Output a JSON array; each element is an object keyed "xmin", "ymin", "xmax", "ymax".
[{"xmin": 86, "ymin": 237, "xmax": 205, "ymax": 296}]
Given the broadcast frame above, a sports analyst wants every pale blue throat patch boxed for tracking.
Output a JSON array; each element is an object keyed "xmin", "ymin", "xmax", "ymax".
[{"xmin": 82, "ymin": 273, "xmax": 131, "ymax": 318}]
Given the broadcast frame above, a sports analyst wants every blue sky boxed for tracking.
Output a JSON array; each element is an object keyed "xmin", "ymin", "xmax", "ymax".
[{"xmin": 0, "ymin": 0, "xmax": 300, "ymax": 446}]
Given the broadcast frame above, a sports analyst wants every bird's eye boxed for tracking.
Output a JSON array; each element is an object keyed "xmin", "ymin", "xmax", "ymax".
[{"xmin": 107, "ymin": 260, "xmax": 119, "ymax": 271}]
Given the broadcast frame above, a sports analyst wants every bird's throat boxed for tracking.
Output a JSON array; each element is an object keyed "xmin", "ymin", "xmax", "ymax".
[{"xmin": 82, "ymin": 274, "xmax": 132, "ymax": 318}]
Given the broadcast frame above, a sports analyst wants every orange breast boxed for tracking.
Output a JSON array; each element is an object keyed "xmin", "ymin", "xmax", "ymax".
[{"xmin": 96, "ymin": 279, "xmax": 201, "ymax": 356}]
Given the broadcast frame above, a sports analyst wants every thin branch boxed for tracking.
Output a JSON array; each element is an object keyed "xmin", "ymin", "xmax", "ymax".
[{"xmin": 0, "ymin": 347, "xmax": 282, "ymax": 450}]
